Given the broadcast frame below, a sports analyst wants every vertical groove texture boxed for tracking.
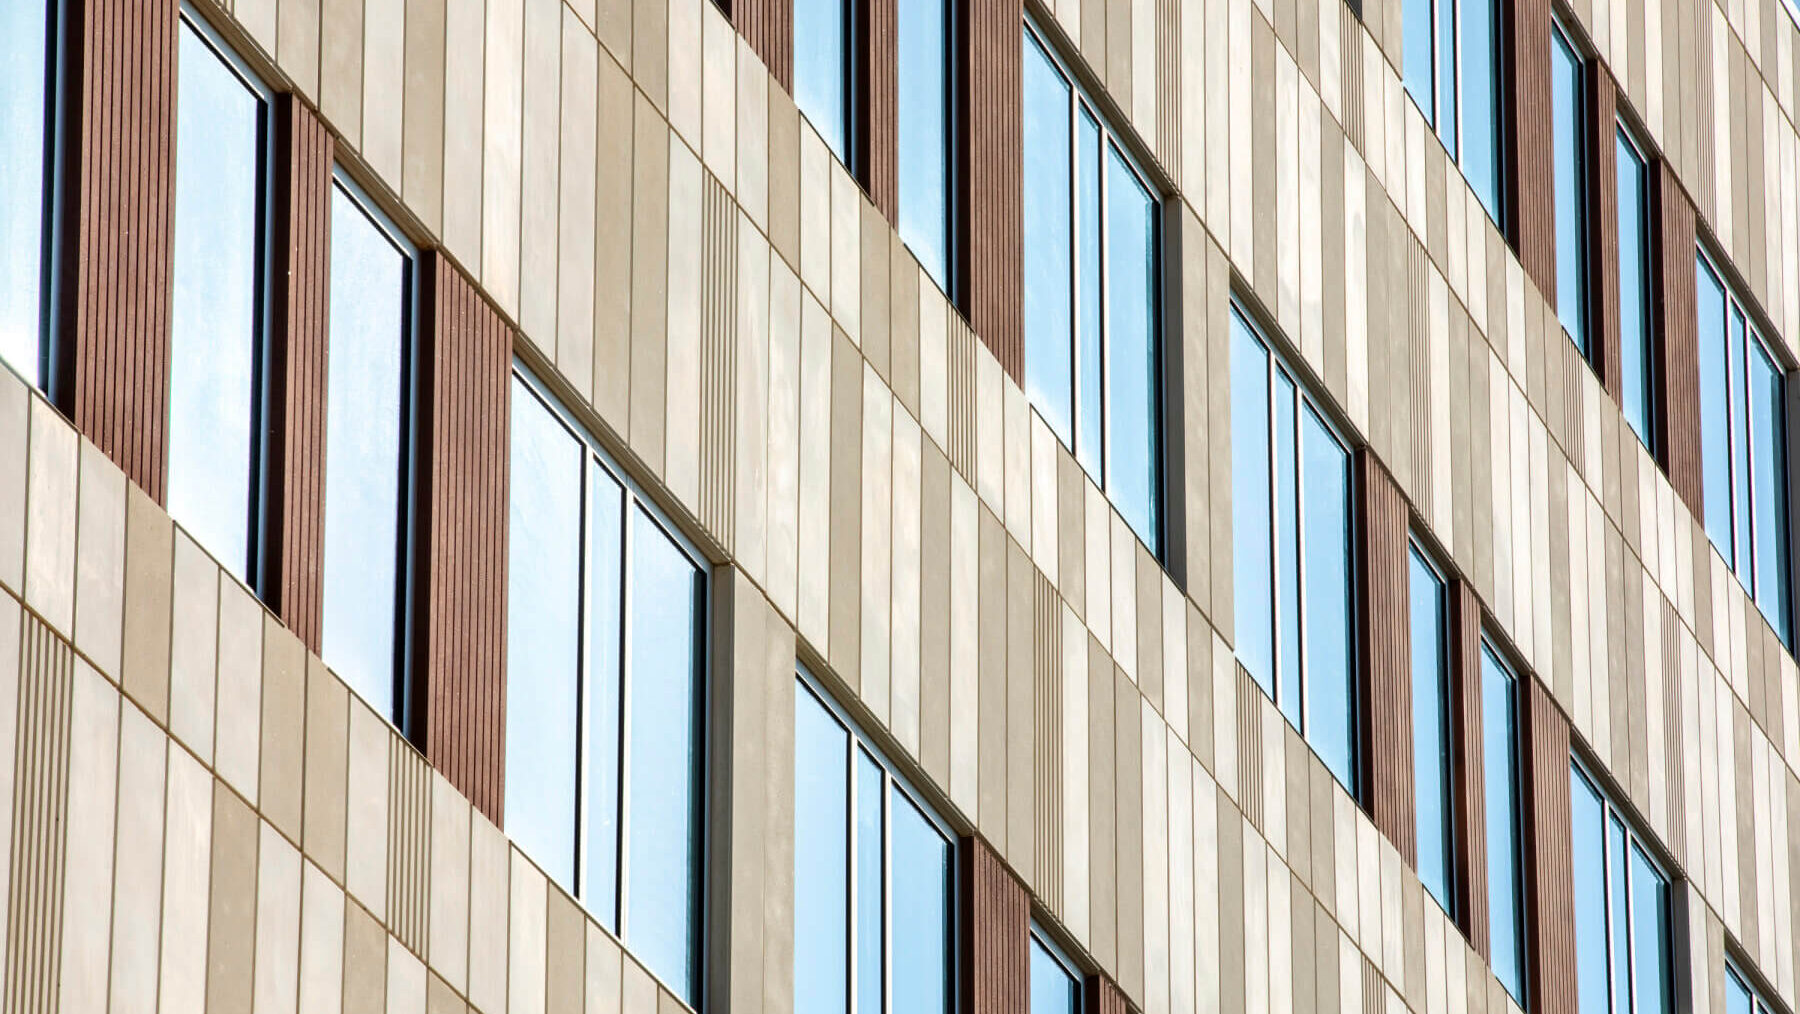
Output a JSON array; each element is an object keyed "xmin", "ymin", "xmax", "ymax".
[
  {"xmin": 700, "ymin": 177, "xmax": 739, "ymax": 546},
  {"xmin": 1033, "ymin": 574, "xmax": 1063, "ymax": 914},
  {"xmin": 4, "ymin": 615, "xmax": 72, "ymax": 1014},
  {"xmin": 1085, "ymin": 974, "xmax": 1130, "ymax": 1014},
  {"xmin": 1650, "ymin": 164, "xmax": 1703, "ymax": 520},
  {"xmin": 386, "ymin": 739, "xmax": 432, "ymax": 955},
  {"xmin": 735, "ymin": 0, "xmax": 792, "ymax": 91},
  {"xmin": 961, "ymin": 0, "xmax": 1024, "ymax": 381},
  {"xmin": 1235, "ymin": 664, "xmax": 1263, "ymax": 833},
  {"xmin": 1503, "ymin": 0, "xmax": 1554, "ymax": 298},
  {"xmin": 58, "ymin": 0, "xmax": 178, "ymax": 502},
  {"xmin": 1357, "ymin": 451, "xmax": 1415, "ymax": 865},
  {"xmin": 413, "ymin": 255, "xmax": 511, "ymax": 827},
  {"xmin": 1520, "ymin": 678, "xmax": 1576, "ymax": 1014},
  {"xmin": 962, "ymin": 836, "xmax": 1028, "ymax": 1014},
  {"xmin": 266, "ymin": 96, "xmax": 335, "ymax": 654},
  {"xmin": 1587, "ymin": 66, "xmax": 1622, "ymax": 408},
  {"xmin": 1340, "ymin": 6, "xmax": 1364, "ymax": 153},
  {"xmin": 947, "ymin": 314, "xmax": 979, "ymax": 479},
  {"xmin": 862, "ymin": 0, "xmax": 899, "ymax": 224},
  {"xmin": 1448, "ymin": 580, "xmax": 1489, "ymax": 960}
]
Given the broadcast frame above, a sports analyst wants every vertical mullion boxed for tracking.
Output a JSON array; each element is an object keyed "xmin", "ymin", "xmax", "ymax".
[
  {"xmin": 882, "ymin": 769, "xmax": 893, "ymax": 1014},
  {"xmin": 617, "ymin": 493, "xmax": 636, "ymax": 937},
  {"xmin": 1098, "ymin": 133, "xmax": 1111, "ymax": 498},
  {"xmin": 1293, "ymin": 395, "xmax": 1309, "ymax": 739},
  {"xmin": 1265, "ymin": 352, "xmax": 1281, "ymax": 707},
  {"xmin": 848, "ymin": 734, "xmax": 859, "ymax": 1013},
  {"xmin": 1068, "ymin": 84, "xmax": 1081, "ymax": 459},
  {"xmin": 575, "ymin": 456, "xmax": 592, "ymax": 902}
]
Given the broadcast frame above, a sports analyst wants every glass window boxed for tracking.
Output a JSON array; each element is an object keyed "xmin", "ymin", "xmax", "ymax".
[
  {"xmin": 1697, "ymin": 251, "xmax": 1792, "ymax": 645},
  {"xmin": 1021, "ymin": 23, "xmax": 1162, "ymax": 554},
  {"xmin": 795, "ymin": 673, "xmax": 955, "ymax": 1014},
  {"xmin": 506, "ymin": 372, "xmax": 706, "ymax": 1003},
  {"xmin": 1409, "ymin": 546, "xmax": 1454, "ymax": 916},
  {"xmin": 1232, "ymin": 308, "xmax": 1358, "ymax": 793},
  {"xmin": 1616, "ymin": 129, "xmax": 1654, "ymax": 447},
  {"xmin": 1550, "ymin": 24, "xmax": 1588, "ymax": 355},
  {"xmin": 1030, "ymin": 931, "xmax": 1082, "ymax": 1014},
  {"xmin": 1400, "ymin": 0, "xmax": 1504, "ymax": 225},
  {"xmin": 168, "ymin": 13, "xmax": 271, "ymax": 583},
  {"xmin": 1728, "ymin": 966, "xmax": 1778, "ymax": 1014},
  {"xmin": 321, "ymin": 178, "xmax": 415, "ymax": 724},
  {"xmin": 1482, "ymin": 645, "xmax": 1525, "ymax": 1005},
  {"xmin": 0, "ymin": 0, "xmax": 59, "ymax": 388},
  {"xmin": 1571, "ymin": 763, "xmax": 1675, "ymax": 1014},
  {"xmin": 898, "ymin": 0, "xmax": 953, "ymax": 293},
  {"xmin": 794, "ymin": 0, "xmax": 852, "ymax": 163}
]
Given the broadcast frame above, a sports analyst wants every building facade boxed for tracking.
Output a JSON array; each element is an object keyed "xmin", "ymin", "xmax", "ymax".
[{"xmin": 0, "ymin": 0, "xmax": 1796, "ymax": 1010}]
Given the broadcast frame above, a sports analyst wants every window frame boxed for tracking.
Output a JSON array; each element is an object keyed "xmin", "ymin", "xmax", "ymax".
[
  {"xmin": 1613, "ymin": 120, "xmax": 1656, "ymax": 452},
  {"xmin": 895, "ymin": 0, "xmax": 960, "ymax": 302},
  {"xmin": 508, "ymin": 362, "xmax": 714, "ymax": 1004},
  {"xmin": 793, "ymin": 0, "xmax": 859, "ymax": 172},
  {"xmin": 1402, "ymin": 0, "xmax": 1506, "ymax": 229},
  {"xmin": 1548, "ymin": 14, "xmax": 1590, "ymax": 357},
  {"xmin": 1726, "ymin": 961, "xmax": 1780, "ymax": 1014},
  {"xmin": 0, "ymin": 0, "xmax": 69, "ymax": 393},
  {"xmin": 1570, "ymin": 756, "xmax": 1676, "ymax": 1014},
  {"xmin": 1408, "ymin": 538, "xmax": 1458, "ymax": 921},
  {"xmin": 1029, "ymin": 924, "xmax": 1086, "ymax": 1014},
  {"xmin": 1480, "ymin": 638, "xmax": 1528, "ymax": 1007},
  {"xmin": 794, "ymin": 664, "xmax": 961, "ymax": 1014}
]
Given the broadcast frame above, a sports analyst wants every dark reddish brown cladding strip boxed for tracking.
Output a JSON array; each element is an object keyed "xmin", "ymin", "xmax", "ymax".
[
  {"xmin": 962, "ymin": 835, "xmax": 1028, "ymax": 1014},
  {"xmin": 1084, "ymin": 974, "xmax": 1130, "ymax": 1014},
  {"xmin": 735, "ymin": 0, "xmax": 793, "ymax": 93},
  {"xmin": 56, "ymin": 0, "xmax": 179, "ymax": 501},
  {"xmin": 1520, "ymin": 678, "xmax": 1577, "ymax": 1014},
  {"xmin": 861, "ymin": 0, "xmax": 899, "ymax": 225},
  {"xmin": 1503, "ymin": 0, "xmax": 1555, "ymax": 300},
  {"xmin": 1447, "ymin": 579, "xmax": 1490, "ymax": 960},
  {"xmin": 1356, "ymin": 451, "xmax": 1415, "ymax": 865},
  {"xmin": 1650, "ymin": 164, "xmax": 1702, "ymax": 521},
  {"xmin": 264, "ymin": 96, "xmax": 335, "ymax": 655},
  {"xmin": 412, "ymin": 254, "xmax": 511, "ymax": 827},
  {"xmin": 1586, "ymin": 65, "xmax": 1622, "ymax": 408},
  {"xmin": 960, "ymin": 0, "xmax": 1024, "ymax": 382}
]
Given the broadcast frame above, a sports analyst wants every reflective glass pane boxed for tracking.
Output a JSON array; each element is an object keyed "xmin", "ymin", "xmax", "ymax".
[
  {"xmin": 1023, "ymin": 34, "xmax": 1074, "ymax": 443},
  {"xmin": 1698, "ymin": 260, "xmax": 1733, "ymax": 563},
  {"xmin": 1551, "ymin": 31, "xmax": 1587, "ymax": 353},
  {"xmin": 505, "ymin": 384, "xmax": 585, "ymax": 887},
  {"xmin": 1030, "ymin": 938, "xmax": 1080, "ymax": 1014},
  {"xmin": 1731, "ymin": 310, "xmax": 1754, "ymax": 575},
  {"xmin": 321, "ymin": 186, "xmax": 410, "ymax": 720},
  {"xmin": 1437, "ymin": 0, "xmax": 1458, "ymax": 155},
  {"xmin": 898, "ymin": 0, "xmax": 952, "ymax": 290},
  {"xmin": 1616, "ymin": 134, "xmax": 1653, "ymax": 446},
  {"xmin": 1106, "ymin": 147, "xmax": 1159, "ymax": 551},
  {"xmin": 1231, "ymin": 319, "xmax": 1275, "ymax": 694},
  {"xmin": 1076, "ymin": 112, "xmax": 1104, "ymax": 476},
  {"xmin": 1462, "ymin": 0, "xmax": 1502, "ymax": 221},
  {"xmin": 1410, "ymin": 551, "xmax": 1453, "ymax": 913},
  {"xmin": 0, "ymin": 0, "xmax": 53, "ymax": 387},
  {"xmin": 1607, "ymin": 818, "xmax": 1632, "ymax": 1013},
  {"xmin": 1726, "ymin": 971, "xmax": 1755, "ymax": 1014},
  {"xmin": 1482, "ymin": 649, "xmax": 1525, "ymax": 1003},
  {"xmin": 1630, "ymin": 845, "xmax": 1671, "ymax": 1014},
  {"xmin": 794, "ymin": 0, "xmax": 849, "ymax": 159},
  {"xmin": 1401, "ymin": 0, "xmax": 1435, "ymax": 125},
  {"xmin": 1571, "ymin": 768, "xmax": 1609, "ymax": 1014},
  {"xmin": 1274, "ymin": 374, "xmax": 1301, "ymax": 724},
  {"xmin": 1301, "ymin": 407, "xmax": 1354, "ymax": 791},
  {"xmin": 585, "ymin": 466, "xmax": 625, "ymax": 928},
  {"xmin": 796, "ymin": 689, "xmax": 850, "ymax": 1014},
  {"xmin": 891, "ymin": 794, "xmax": 952, "ymax": 1014},
  {"xmin": 625, "ymin": 510, "xmax": 703, "ymax": 1000},
  {"xmin": 855, "ymin": 753, "xmax": 885, "ymax": 1014},
  {"xmin": 1748, "ymin": 341, "xmax": 1791, "ymax": 643},
  {"xmin": 169, "ymin": 22, "xmax": 266, "ymax": 580}
]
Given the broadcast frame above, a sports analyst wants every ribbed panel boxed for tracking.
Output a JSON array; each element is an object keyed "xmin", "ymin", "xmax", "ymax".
[
  {"xmin": 1650, "ymin": 165, "xmax": 1703, "ymax": 520},
  {"xmin": 947, "ymin": 313, "xmax": 979, "ymax": 479},
  {"xmin": 3, "ymin": 615, "xmax": 72, "ymax": 1014},
  {"xmin": 1587, "ymin": 67, "xmax": 1622, "ymax": 408},
  {"xmin": 700, "ymin": 176, "xmax": 739, "ymax": 547},
  {"xmin": 1236, "ymin": 663, "xmax": 1263, "ymax": 833},
  {"xmin": 1520, "ymin": 678, "xmax": 1576, "ymax": 1014},
  {"xmin": 1085, "ymin": 974, "xmax": 1130, "ymax": 1014},
  {"xmin": 1448, "ymin": 580, "xmax": 1489, "ymax": 959},
  {"xmin": 59, "ymin": 0, "xmax": 178, "ymax": 502},
  {"xmin": 863, "ymin": 0, "xmax": 899, "ymax": 224},
  {"xmin": 414, "ymin": 255, "xmax": 511, "ymax": 826},
  {"xmin": 1154, "ymin": 0, "xmax": 1181, "ymax": 181},
  {"xmin": 734, "ymin": 0, "xmax": 792, "ymax": 91},
  {"xmin": 1339, "ymin": 5, "xmax": 1364, "ymax": 155},
  {"xmin": 962, "ymin": 836, "xmax": 1028, "ymax": 1014},
  {"xmin": 1033, "ymin": 574, "xmax": 1063, "ymax": 914},
  {"xmin": 1504, "ymin": 0, "xmax": 1555, "ymax": 297},
  {"xmin": 961, "ymin": 0, "xmax": 1024, "ymax": 381},
  {"xmin": 387, "ymin": 741, "xmax": 432, "ymax": 955},
  {"xmin": 266, "ymin": 96, "xmax": 336, "ymax": 654},
  {"xmin": 1357, "ymin": 452, "xmax": 1414, "ymax": 865}
]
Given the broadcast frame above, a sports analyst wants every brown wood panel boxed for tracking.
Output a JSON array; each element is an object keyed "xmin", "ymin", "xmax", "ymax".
[
  {"xmin": 961, "ymin": 0, "xmax": 1024, "ymax": 381},
  {"xmin": 1503, "ymin": 0, "xmax": 1555, "ymax": 299},
  {"xmin": 412, "ymin": 254, "xmax": 511, "ymax": 826},
  {"xmin": 1084, "ymin": 974, "xmax": 1130, "ymax": 1014},
  {"xmin": 57, "ymin": 0, "xmax": 180, "ymax": 501},
  {"xmin": 1587, "ymin": 66, "xmax": 1622, "ymax": 407},
  {"xmin": 962, "ymin": 835, "xmax": 1028, "ymax": 1014},
  {"xmin": 1520, "ymin": 678, "xmax": 1576, "ymax": 1014},
  {"xmin": 264, "ymin": 96, "xmax": 335, "ymax": 654},
  {"xmin": 861, "ymin": 0, "xmax": 898, "ymax": 225},
  {"xmin": 1650, "ymin": 164, "xmax": 1703, "ymax": 520},
  {"xmin": 1356, "ymin": 450, "xmax": 1415, "ymax": 864},
  {"xmin": 1448, "ymin": 580, "xmax": 1489, "ymax": 959},
  {"xmin": 735, "ymin": 0, "xmax": 792, "ymax": 92}
]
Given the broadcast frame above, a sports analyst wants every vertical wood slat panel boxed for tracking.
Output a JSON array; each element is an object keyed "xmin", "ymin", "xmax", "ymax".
[
  {"xmin": 1448, "ymin": 580, "xmax": 1490, "ymax": 961},
  {"xmin": 735, "ymin": 0, "xmax": 792, "ymax": 92},
  {"xmin": 1356, "ymin": 451, "xmax": 1415, "ymax": 865},
  {"xmin": 862, "ymin": 0, "xmax": 898, "ymax": 225},
  {"xmin": 58, "ymin": 0, "xmax": 179, "ymax": 502},
  {"xmin": 1650, "ymin": 164, "xmax": 1703, "ymax": 520},
  {"xmin": 1586, "ymin": 66, "xmax": 1622, "ymax": 408},
  {"xmin": 3, "ymin": 615, "xmax": 73, "ymax": 1014},
  {"xmin": 700, "ymin": 174, "xmax": 740, "ymax": 548},
  {"xmin": 963, "ymin": 835, "xmax": 1028, "ymax": 1014},
  {"xmin": 961, "ymin": 0, "xmax": 1024, "ymax": 382},
  {"xmin": 413, "ymin": 255, "xmax": 511, "ymax": 827},
  {"xmin": 1504, "ymin": 0, "xmax": 1555, "ymax": 299},
  {"xmin": 1085, "ymin": 973, "xmax": 1131, "ymax": 1014},
  {"xmin": 265, "ymin": 96, "xmax": 335, "ymax": 654},
  {"xmin": 1520, "ymin": 678, "xmax": 1576, "ymax": 1014}
]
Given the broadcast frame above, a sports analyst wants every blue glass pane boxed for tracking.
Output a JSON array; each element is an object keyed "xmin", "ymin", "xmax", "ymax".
[
  {"xmin": 1437, "ymin": 0, "xmax": 1458, "ymax": 154},
  {"xmin": 1726, "ymin": 971, "xmax": 1755, "ymax": 1014},
  {"xmin": 168, "ymin": 23, "xmax": 266, "ymax": 580},
  {"xmin": 1616, "ymin": 134, "xmax": 1653, "ymax": 446},
  {"xmin": 1076, "ymin": 113, "xmax": 1103, "ymax": 476},
  {"xmin": 1462, "ymin": 0, "xmax": 1502, "ymax": 222},
  {"xmin": 1030, "ymin": 938, "xmax": 1080, "ymax": 1014},
  {"xmin": 321, "ymin": 187, "xmax": 409, "ymax": 721},
  {"xmin": 1482, "ymin": 648, "xmax": 1525, "ymax": 1003},
  {"xmin": 891, "ymin": 794, "xmax": 952, "ymax": 1014},
  {"xmin": 1231, "ymin": 317, "xmax": 1275, "ymax": 695},
  {"xmin": 505, "ymin": 383, "xmax": 585, "ymax": 888},
  {"xmin": 793, "ymin": 0, "xmax": 849, "ymax": 159},
  {"xmin": 1731, "ymin": 310, "xmax": 1754, "ymax": 577},
  {"xmin": 1274, "ymin": 374, "xmax": 1301, "ymax": 724},
  {"xmin": 898, "ymin": 0, "xmax": 951, "ymax": 290},
  {"xmin": 1697, "ymin": 260, "xmax": 1734, "ymax": 563},
  {"xmin": 1748, "ymin": 341, "xmax": 1791, "ymax": 643},
  {"xmin": 1410, "ymin": 551, "xmax": 1452, "ymax": 913},
  {"xmin": 585, "ymin": 466, "xmax": 625, "ymax": 929},
  {"xmin": 1106, "ymin": 148, "xmax": 1159, "ymax": 551},
  {"xmin": 1630, "ymin": 844, "xmax": 1671, "ymax": 1014},
  {"xmin": 1401, "ymin": 0, "xmax": 1435, "ymax": 125},
  {"xmin": 1550, "ymin": 32, "xmax": 1586, "ymax": 354},
  {"xmin": 1570, "ymin": 768, "xmax": 1609, "ymax": 1014},
  {"xmin": 1023, "ymin": 34, "xmax": 1074, "ymax": 444},
  {"xmin": 855, "ymin": 752, "xmax": 885, "ymax": 1014},
  {"xmin": 796, "ymin": 688, "xmax": 850, "ymax": 1014},
  {"xmin": 1301, "ymin": 407, "xmax": 1354, "ymax": 791},
  {"xmin": 1608, "ymin": 817, "xmax": 1632, "ymax": 1014},
  {"xmin": 625, "ymin": 509, "xmax": 703, "ymax": 1000},
  {"xmin": 0, "ymin": 0, "xmax": 52, "ymax": 387}
]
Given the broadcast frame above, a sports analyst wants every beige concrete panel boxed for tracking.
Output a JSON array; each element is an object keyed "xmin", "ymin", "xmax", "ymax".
[
  {"xmin": 1008, "ymin": 538, "xmax": 1036, "ymax": 874},
  {"xmin": 547, "ymin": 890, "xmax": 585, "ymax": 1014},
  {"xmin": 1064, "ymin": 604, "xmax": 1091, "ymax": 940},
  {"xmin": 388, "ymin": 937, "xmax": 427, "ymax": 1014},
  {"xmin": 1301, "ymin": 84, "xmax": 1324, "ymax": 368},
  {"xmin": 663, "ymin": 139, "xmax": 704, "ymax": 507},
  {"xmin": 1087, "ymin": 480, "xmax": 1112, "ymax": 652},
  {"xmin": 736, "ymin": 39, "xmax": 769, "ymax": 230},
  {"xmin": 796, "ymin": 291, "xmax": 832, "ymax": 647},
  {"xmin": 1229, "ymin": 0, "xmax": 1253, "ymax": 267},
  {"xmin": 557, "ymin": 12, "xmax": 599, "ymax": 402},
  {"xmin": 1142, "ymin": 699, "xmax": 1171, "ymax": 1014},
  {"xmin": 918, "ymin": 285, "xmax": 948, "ymax": 451},
  {"xmin": 828, "ymin": 327, "xmax": 863, "ymax": 686},
  {"xmin": 0, "ymin": 373, "xmax": 25, "ymax": 598},
  {"xmin": 919, "ymin": 440, "xmax": 952, "ymax": 788},
  {"xmin": 1214, "ymin": 788, "xmax": 1242, "ymax": 1013},
  {"xmin": 1332, "ymin": 788, "xmax": 1359, "ymax": 945},
  {"xmin": 509, "ymin": 850, "xmax": 549, "ymax": 1014},
  {"xmin": 1181, "ymin": 0, "xmax": 1205, "ymax": 201},
  {"xmin": 400, "ymin": 0, "xmax": 446, "ymax": 237},
  {"xmin": 428, "ymin": 773, "xmax": 472, "ymax": 994},
  {"xmin": 160, "ymin": 748, "xmax": 213, "ymax": 1014},
  {"xmin": 1242, "ymin": 822, "xmax": 1269, "ymax": 1014},
  {"xmin": 468, "ymin": 814, "xmax": 511, "ymax": 1014},
  {"xmin": 1004, "ymin": 381, "xmax": 1030, "ymax": 550},
  {"xmin": 630, "ymin": 95, "xmax": 670, "ymax": 476},
  {"xmin": 362, "ymin": 0, "xmax": 406, "ymax": 184},
  {"xmin": 1212, "ymin": 631, "xmax": 1237, "ymax": 800},
  {"xmin": 765, "ymin": 260, "xmax": 801, "ymax": 618},
  {"xmin": 798, "ymin": 125, "xmax": 830, "ymax": 306},
  {"xmin": 1262, "ymin": 701, "xmax": 1287, "ymax": 861},
  {"xmin": 830, "ymin": 166, "xmax": 861, "ymax": 344},
  {"xmin": 977, "ymin": 507, "xmax": 1008, "ymax": 844},
  {"xmin": 1169, "ymin": 740, "xmax": 1195, "ymax": 1014},
  {"xmin": 892, "ymin": 409, "xmax": 922, "ymax": 757},
  {"xmin": 1031, "ymin": 416, "xmax": 1060, "ymax": 588},
  {"xmin": 584, "ymin": 74, "xmax": 631, "ymax": 432},
  {"xmin": 888, "ymin": 241, "xmax": 921, "ymax": 417},
  {"xmin": 206, "ymin": 781, "xmax": 258, "ymax": 1013},
  {"xmin": 700, "ymin": 6, "xmax": 737, "ymax": 190},
  {"xmin": 587, "ymin": 923, "xmax": 623, "ymax": 1014},
  {"xmin": 1276, "ymin": 48, "xmax": 1301, "ymax": 335},
  {"xmin": 25, "ymin": 399, "xmax": 75, "ymax": 635},
  {"xmin": 1117, "ymin": 666, "xmax": 1147, "ymax": 1002},
  {"xmin": 1194, "ymin": 759, "xmax": 1220, "ymax": 1013},
  {"xmin": 622, "ymin": 957, "xmax": 658, "ymax": 1014},
  {"xmin": 304, "ymin": 657, "xmax": 349, "ymax": 879},
  {"xmin": 69, "ymin": 443, "xmax": 123, "ymax": 680},
  {"xmin": 1205, "ymin": 0, "xmax": 1231, "ymax": 232},
  {"xmin": 215, "ymin": 579, "xmax": 263, "ymax": 805},
  {"xmin": 1344, "ymin": 149, "xmax": 1370, "ymax": 435},
  {"xmin": 631, "ymin": 0, "xmax": 667, "ymax": 110},
  {"xmin": 279, "ymin": 0, "xmax": 322, "ymax": 97},
  {"xmin": 441, "ymin": 0, "xmax": 485, "ymax": 258},
  {"xmin": 736, "ymin": 218, "xmax": 772, "ymax": 581},
  {"xmin": 859, "ymin": 206, "xmax": 891, "ymax": 383},
  {"xmin": 261, "ymin": 618, "xmax": 307, "ymax": 841},
  {"xmin": 1111, "ymin": 516, "xmax": 1138, "ymax": 683},
  {"xmin": 346, "ymin": 697, "xmax": 391, "ymax": 920},
  {"xmin": 1137, "ymin": 546, "xmax": 1163, "ymax": 710},
  {"xmin": 481, "ymin": 0, "xmax": 525, "ymax": 314},
  {"xmin": 321, "ymin": 0, "xmax": 366, "ymax": 145},
  {"xmin": 169, "ymin": 533, "xmax": 218, "ymax": 762},
  {"xmin": 1089, "ymin": 639, "xmax": 1117, "ymax": 968},
  {"xmin": 861, "ymin": 367, "xmax": 893, "ymax": 720},
  {"xmin": 1251, "ymin": 18, "xmax": 1278, "ymax": 300},
  {"xmin": 766, "ymin": 86, "xmax": 801, "ymax": 273},
  {"xmin": 950, "ymin": 473, "xmax": 980, "ymax": 814},
  {"xmin": 1164, "ymin": 583, "xmax": 1188, "ymax": 744},
  {"xmin": 1187, "ymin": 609, "xmax": 1213, "ymax": 770},
  {"xmin": 299, "ymin": 860, "xmax": 345, "ymax": 1014},
  {"xmin": 109, "ymin": 706, "xmax": 166, "ymax": 1014},
  {"xmin": 255, "ymin": 823, "xmax": 304, "ymax": 1014},
  {"xmin": 57, "ymin": 662, "xmax": 117, "ymax": 1014},
  {"xmin": 1059, "ymin": 450, "xmax": 1086, "ymax": 620},
  {"xmin": 342, "ymin": 899, "xmax": 387, "ymax": 1014},
  {"xmin": 1283, "ymin": 726, "xmax": 1310, "ymax": 888},
  {"xmin": 665, "ymin": 0, "xmax": 702, "ymax": 148}
]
